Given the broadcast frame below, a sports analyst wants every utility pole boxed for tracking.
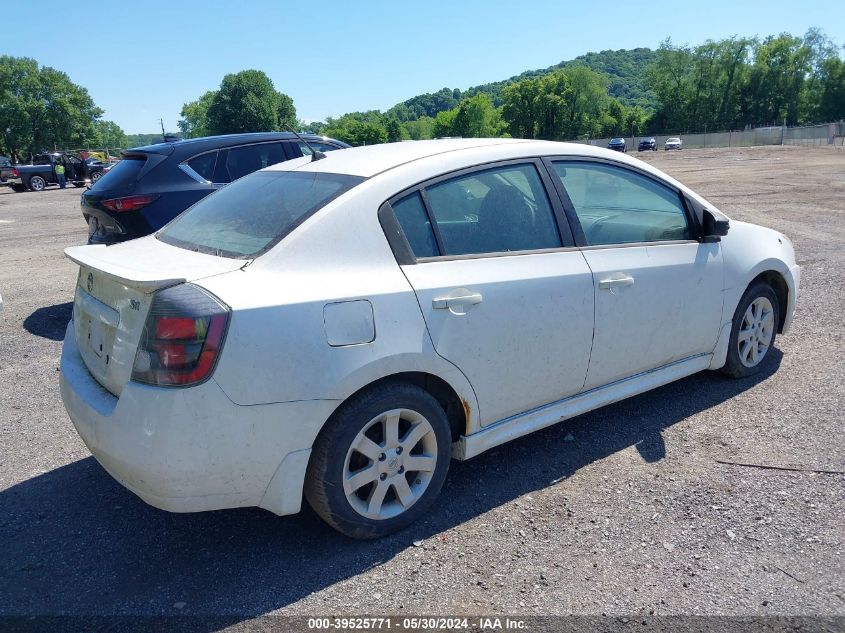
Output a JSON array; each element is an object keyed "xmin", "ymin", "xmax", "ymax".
[{"xmin": 159, "ymin": 118, "xmax": 166, "ymax": 140}]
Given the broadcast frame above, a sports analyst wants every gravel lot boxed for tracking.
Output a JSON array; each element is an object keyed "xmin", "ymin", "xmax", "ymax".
[{"xmin": 0, "ymin": 146, "xmax": 843, "ymax": 623}]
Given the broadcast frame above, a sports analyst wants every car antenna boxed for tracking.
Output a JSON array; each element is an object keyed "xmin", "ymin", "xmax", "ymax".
[{"xmin": 286, "ymin": 129, "xmax": 326, "ymax": 162}]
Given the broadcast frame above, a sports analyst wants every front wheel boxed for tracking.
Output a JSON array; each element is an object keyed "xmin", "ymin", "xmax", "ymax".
[
  {"xmin": 91, "ymin": 171, "xmax": 102, "ymax": 183},
  {"xmin": 305, "ymin": 382, "xmax": 452, "ymax": 539},
  {"xmin": 29, "ymin": 176, "xmax": 46, "ymax": 192},
  {"xmin": 720, "ymin": 282, "xmax": 779, "ymax": 378}
]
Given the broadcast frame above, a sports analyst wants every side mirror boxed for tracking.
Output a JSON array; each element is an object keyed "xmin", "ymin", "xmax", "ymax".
[{"xmin": 701, "ymin": 208, "xmax": 729, "ymax": 243}]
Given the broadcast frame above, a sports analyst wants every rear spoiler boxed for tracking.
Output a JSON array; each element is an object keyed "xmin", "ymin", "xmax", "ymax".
[{"xmin": 65, "ymin": 245, "xmax": 186, "ymax": 293}]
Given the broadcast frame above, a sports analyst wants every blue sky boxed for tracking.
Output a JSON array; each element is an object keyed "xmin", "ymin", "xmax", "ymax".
[{"xmin": 4, "ymin": 0, "xmax": 842, "ymax": 133}]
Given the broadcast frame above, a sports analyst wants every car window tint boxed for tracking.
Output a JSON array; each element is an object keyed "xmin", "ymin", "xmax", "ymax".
[
  {"xmin": 424, "ymin": 163, "xmax": 561, "ymax": 256},
  {"xmin": 296, "ymin": 141, "xmax": 342, "ymax": 156},
  {"xmin": 225, "ymin": 143, "xmax": 285, "ymax": 181},
  {"xmin": 187, "ymin": 151, "xmax": 217, "ymax": 181},
  {"xmin": 552, "ymin": 162, "xmax": 690, "ymax": 245},
  {"xmin": 89, "ymin": 156, "xmax": 146, "ymax": 191},
  {"xmin": 392, "ymin": 192, "xmax": 438, "ymax": 258},
  {"xmin": 158, "ymin": 171, "xmax": 364, "ymax": 258}
]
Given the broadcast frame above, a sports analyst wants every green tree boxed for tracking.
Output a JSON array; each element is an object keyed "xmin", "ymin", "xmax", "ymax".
[
  {"xmin": 277, "ymin": 92, "xmax": 296, "ymax": 131},
  {"xmin": 93, "ymin": 120, "xmax": 128, "ymax": 149},
  {"xmin": 385, "ymin": 118, "xmax": 404, "ymax": 142},
  {"xmin": 0, "ymin": 56, "xmax": 103, "ymax": 159},
  {"xmin": 322, "ymin": 115, "xmax": 387, "ymax": 146},
  {"xmin": 205, "ymin": 69, "xmax": 296, "ymax": 135},
  {"xmin": 451, "ymin": 94, "xmax": 500, "ymax": 137},
  {"xmin": 432, "ymin": 109, "xmax": 457, "ymax": 137},
  {"xmin": 404, "ymin": 116, "xmax": 435, "ymax": 140},
  {"xmin": 178, "ymin": 90, "xmax": 215, "ymax": 138},
  {"xmin": 816, "ymin": 56, "xmax": 845, "ymax": 122}
]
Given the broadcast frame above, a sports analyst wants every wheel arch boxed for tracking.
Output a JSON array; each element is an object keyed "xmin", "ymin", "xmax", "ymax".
[
  {"xmin": 750, "ymin": 270, "xmax": 788, "ymax": 334},
  {"xmin": 328, "ymin": 371, "xmax": 470, "ymax": 444}
]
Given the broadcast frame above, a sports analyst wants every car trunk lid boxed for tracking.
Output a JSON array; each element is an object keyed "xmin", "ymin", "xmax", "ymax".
[{"xmin": 65, "ymin": 238, "xmax": 246, "ymax": 396}]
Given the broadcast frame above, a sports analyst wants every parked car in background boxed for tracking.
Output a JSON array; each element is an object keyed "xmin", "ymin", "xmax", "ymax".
[
  {"xmin": 665, "ymin": 137, "xmax": 683, "ymax": 150},
  {"xmin": 638, "ymin": 137, "xmax": 657, "ymax": 151},
  {"xmin": 0, "ymin": 156, "xmax": 14, "ymax": 187},
  {"xmin": 8, "ymin": 152, "xmax": 105, "ymax": 192},
  {"xmin": 60, "ymin": 138, "xmax": 800, "ymax": 538},
  {"xmin": 608, "ymin": 137, "xmax": 626, "ymax": 152},
  {"xmin": 82, "ymin": 132, "xmax": 349, "ymax": 244}
]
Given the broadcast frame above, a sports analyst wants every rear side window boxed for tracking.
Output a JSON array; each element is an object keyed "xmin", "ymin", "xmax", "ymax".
[
  {"xmin": 295, "ymin": 141, "xmax": 343, "ymax": 156},
  {"xmin": 157, "ymin": 170, "xmax": 365, "ymax": 258},
  {"xmin": 186, "ymin": 151, "xmax": 217, "ymax": 181},
  {"xmin": 392, "ymin": 193, "xmax": 438, "ymax": 258},
  {"xmin": 225, "ymin": 143, "xmax": 285, "ymax": 181},
  {"xmin": 90, "ymin": 156, "xmax": 146, "ymax": 191},
  {"xmin": 423, "ymin": 163, "xmax": 561, "ymax": 256}
]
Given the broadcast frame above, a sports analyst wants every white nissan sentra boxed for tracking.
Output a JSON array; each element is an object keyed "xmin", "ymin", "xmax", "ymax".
[{"xmin": 60, "ymin": 139, "xmax": 800, "ymax": 538}]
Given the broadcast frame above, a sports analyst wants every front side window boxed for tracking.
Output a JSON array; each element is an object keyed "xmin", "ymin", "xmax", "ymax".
[
  {"xmin": 551, "ymin": 162, "xmax": 690, "ymax": 245},
  {"xmin": 158, "ymin": 170, "xmax": 364, "ymax": 258},
  {"xmin": 225, "ymin": 143, "xmax": 285, "ymax": 181},
  {"xmin": 419, "ymin": 163, "xmax": 561, "ymax": 256}
]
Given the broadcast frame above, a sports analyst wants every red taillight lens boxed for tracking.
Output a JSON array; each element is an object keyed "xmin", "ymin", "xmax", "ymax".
[
  {"xmin": 12, "ymin": 169, "xmax": 19, "ymax": 177},
  {"xmin": 132, "ymin": 284, "xmax": 230, "ymax": 387},
  {"xmin": 101, "ymin": 195, "xmax": 158, "ymax": 212}
]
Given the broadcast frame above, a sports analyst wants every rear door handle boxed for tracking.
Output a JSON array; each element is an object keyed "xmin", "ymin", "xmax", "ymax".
[
  {"xmin": 432, "ymin": 291, "xmax": 483, "ymax": 310},
  {"xmin": 598, "ymin": 274, "xmax": 635, "ymax": 290}
]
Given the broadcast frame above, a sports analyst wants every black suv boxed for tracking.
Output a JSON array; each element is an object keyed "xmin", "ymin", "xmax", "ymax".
[
  {"xmin": 638, "ymin": 137, "xmax": 657, "ymax": 151},
  {"xmin": 82, "ymin": 133, "xmax": 349, "ymax": 244}
]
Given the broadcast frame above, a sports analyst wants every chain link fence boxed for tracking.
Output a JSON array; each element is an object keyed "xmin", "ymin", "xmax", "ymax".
[{"xmin": 582, "ymin": 122, "xmax": 845, "ymax": 151}]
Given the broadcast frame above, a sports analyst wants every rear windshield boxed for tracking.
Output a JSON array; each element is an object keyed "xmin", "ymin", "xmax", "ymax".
[
  {"xmin": 91, "ymin": 156, "xmax": 145, "ymax": 191},
  {"xmin": 157, "ymin": 170, "xmax": 365, "ymax": 259}
]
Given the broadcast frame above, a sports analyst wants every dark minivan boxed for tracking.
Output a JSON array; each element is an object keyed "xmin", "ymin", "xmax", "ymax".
[{"xmin": 82, "ymin": 133, "xmax": 349, "ymax": 244}]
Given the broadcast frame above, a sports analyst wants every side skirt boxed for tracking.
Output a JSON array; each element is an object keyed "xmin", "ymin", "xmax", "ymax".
[{"xmin": 453, "ymin": 354, "xmax": 712, "ymax": 460}]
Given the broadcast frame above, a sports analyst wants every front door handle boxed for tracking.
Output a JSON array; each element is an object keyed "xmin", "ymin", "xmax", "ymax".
[
  {"xmin": 598, "ymin": 274, "xmax": 635, "ymax": 290},
  {"xmin": 432, "ymin": 291, "xmax": 483, "ymax": 310}
]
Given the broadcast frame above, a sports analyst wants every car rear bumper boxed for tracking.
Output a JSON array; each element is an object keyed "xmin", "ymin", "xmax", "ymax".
[
  {"xmin": 59, "ymin": 322, "xmax": 337, "ymax": 516},
  {"xmin": 2, "ymin": 177, "xmax": 22, "ymax": 185}
]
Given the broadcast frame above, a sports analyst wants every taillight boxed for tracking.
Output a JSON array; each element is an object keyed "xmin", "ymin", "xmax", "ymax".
[
  {"xmin": 132, "ymin": 284, "xmax": 229, "ymax": 387},
  {"xmin": 101, "ymin": 194, "xmax": 158, "ymax": 212},
  {"xmin": 12, "ymin": 169, "xmax": 19, "ymax": 177}
]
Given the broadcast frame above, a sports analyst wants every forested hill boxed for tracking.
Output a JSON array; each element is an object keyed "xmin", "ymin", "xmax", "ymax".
[{"xmin": 388, "ymin": 47, "xmax": 657, "ymax": 121}]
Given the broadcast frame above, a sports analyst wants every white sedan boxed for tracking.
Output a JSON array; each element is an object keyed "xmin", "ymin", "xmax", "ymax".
[
  {"xmin": 665, "ymin": 137, "xmax": 683, "ymax": 150},
  {"xmin": 60, "ymin": 139, "xmax": 800, "ymax": 538}
]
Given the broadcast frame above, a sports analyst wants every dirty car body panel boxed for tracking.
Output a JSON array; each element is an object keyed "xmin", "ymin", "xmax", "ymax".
[{"xmin": 60, "ymin": 139, "xmax": 800, "ymax": 535}]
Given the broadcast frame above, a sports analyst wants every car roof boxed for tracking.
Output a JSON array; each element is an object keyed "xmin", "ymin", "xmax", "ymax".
[
  {"xmin": 271, "ymin": 138, "xmax": 641, "ymax": 179},
  {"xmin": 127, "ymin": 132, "xmax": 347, "ymax": 157}
]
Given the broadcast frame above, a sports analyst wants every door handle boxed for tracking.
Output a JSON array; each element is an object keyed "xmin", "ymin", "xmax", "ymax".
[
  {"xmin": 598, "ymin": 274, "xmax": 635, "ymax": 290},
  {"xmin": 432, "ymin": 292, "xmax": 483, "ymax": 310}
]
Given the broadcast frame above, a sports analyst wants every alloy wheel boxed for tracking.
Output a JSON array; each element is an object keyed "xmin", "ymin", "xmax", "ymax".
[
  {"xmin": 738, "ymin": 297, "xmax": 775, "ymax": 368},
  {"xmin": 343, "ymin": 408, "xmax": 438, "ymax": 520}
]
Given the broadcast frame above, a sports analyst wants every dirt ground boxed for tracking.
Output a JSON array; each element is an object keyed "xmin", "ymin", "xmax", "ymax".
[{"xmin": 0, "ymin": 146, "xmax": 843, "ymax": 623}]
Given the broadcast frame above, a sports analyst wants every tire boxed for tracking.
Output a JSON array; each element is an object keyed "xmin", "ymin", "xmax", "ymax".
[
  {"xmin": 305, "ymin": 381, "xmax": 452, "ymax": 539},
  {"xmin": 91, "ymin": 171, "xmax": 102, "ymax": 183},
  {"xmin": 28, "ymin": 176, "xmax": 46, "ymax": 192},
  {"xmin": 11, "ymin": 184, "xmax": 26, "ymax": 193},
  {"xmin": 720, "ymin": 282, "xmax": 779, "ymax": 378}
]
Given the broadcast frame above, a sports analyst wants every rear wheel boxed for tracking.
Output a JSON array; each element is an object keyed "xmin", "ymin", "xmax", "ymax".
[
  {"xmin": 91, "ymin": 171, "xmax": 102, "ymax": 183},
  {"xmin": 720, "ymin": 282, "xmax": 779, "ymax": 378},
  {"xmin": 11, "ymin": 184, "xmax": 26, "ymax": 193},
  {"xmin": 29, "ymin": 176, "xmax": 46, "ymax": 192},
  {"xmin": 305, "ymin": 382, "xmax": 451, "ymax": 539}
]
